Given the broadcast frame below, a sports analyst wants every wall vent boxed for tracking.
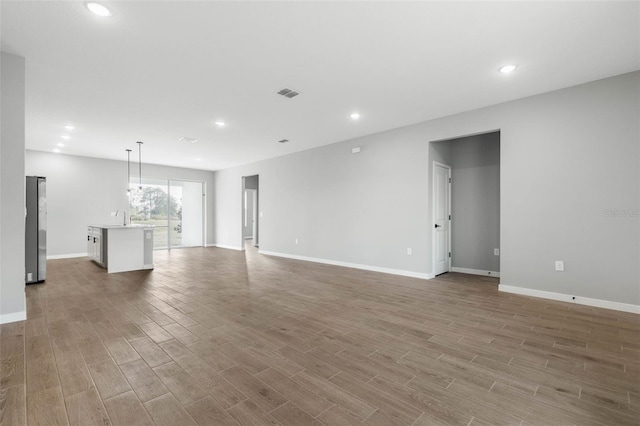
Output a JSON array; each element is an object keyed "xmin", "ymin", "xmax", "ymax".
[
  {"xmin": 277, "ymin": 88, "xmax": 300, "ymax": 98},
  {"xmin": 278, "ymin": 139, "xmax": 289, "ymax": 144}
]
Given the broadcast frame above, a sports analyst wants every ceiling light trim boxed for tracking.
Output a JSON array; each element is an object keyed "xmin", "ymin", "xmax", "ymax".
[
  {"xmin": 86, "ymin": 2, "xmax": 112, "ymax": 17},
  {"xmin": 499, "ymin": 64, "xmax": 517, "ymax": 74}
]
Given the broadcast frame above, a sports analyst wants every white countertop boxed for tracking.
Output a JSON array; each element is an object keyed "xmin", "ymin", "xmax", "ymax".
[{"xmin": 90, "ymin": 224, "xmax": 155, "ymax": 229}]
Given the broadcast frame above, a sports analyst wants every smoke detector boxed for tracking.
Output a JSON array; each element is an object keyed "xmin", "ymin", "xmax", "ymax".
[{"xmin": 277, "ymin": 88, "xmax": 300, "ymax": 98}]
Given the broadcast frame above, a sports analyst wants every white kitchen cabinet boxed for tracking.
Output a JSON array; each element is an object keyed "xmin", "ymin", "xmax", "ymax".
[
  {"xmin": 87, "ymin": 226, "xmax": 106, "ymax": 267},
  {"xmin": 88, "ymin": 225, "xmax": 153, "ymax": 273}
]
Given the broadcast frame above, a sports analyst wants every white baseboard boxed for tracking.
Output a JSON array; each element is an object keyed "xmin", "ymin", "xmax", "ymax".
[
  {"xmin": 451, "ymin": 267, "xmax": 500, "ymax": 278},
  {"xmin": 212, "ymin": 244, "xmax": 244, "ymax": 251},
  {"xmin": 499, "ymin": 284, "xmax": 640, "ymax": 314},
  {"xmin": 0, "ymin": 310, "xmax": 26, "ymax": 324},
  {"xmin": 47, "ymin": 253, "xmax": 87, "ymax": 260},
  {"xmin": 259, "ymin": 250, "xmax": 433, "ymax": 280}
]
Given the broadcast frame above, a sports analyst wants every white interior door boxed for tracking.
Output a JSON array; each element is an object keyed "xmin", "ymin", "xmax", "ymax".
[
  {"xmin": 251, "ymin": 190, "xmax": 258, "ymax": 247},
  {"xmin": 433, "ymin": 162, "xmax": 451, "ymax": 276}
]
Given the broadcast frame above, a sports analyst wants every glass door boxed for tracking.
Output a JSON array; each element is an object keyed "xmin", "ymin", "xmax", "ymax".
[
  {"xmin": 129, "ymin": 178, "xmax": 203, "ymax": 249},
  {"xmin": 129, "ymin": 178, "xmax": 172, "ymax": 249},
  {"xmin": 169, "ymin": 180, "xmax": 204, "ymax": 248}
]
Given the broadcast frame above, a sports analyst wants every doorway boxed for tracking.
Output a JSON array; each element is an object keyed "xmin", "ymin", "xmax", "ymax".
[
  {"xmin": 429, "ymin": 131, "xmax": 501, "ymax": 278},
  {"xmin": 241, "ymin": 175, "xmax": 259, "ymax": 249},
  {"xmin": 432, "ymin": 162, "xmax": 451, "ymax": 276}
]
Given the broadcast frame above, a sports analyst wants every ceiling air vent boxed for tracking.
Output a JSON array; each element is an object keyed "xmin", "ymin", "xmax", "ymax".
[
  {"xmin": 179, "ymin": 137, "xmax": 198, "ymax": 144},
  {"xmin": 278, "ymin": 139, "xmax": 289, "ymax": 144},
  {"xmin": 277, "ymin": 88, "xmax": 300, "ymax": 98}
]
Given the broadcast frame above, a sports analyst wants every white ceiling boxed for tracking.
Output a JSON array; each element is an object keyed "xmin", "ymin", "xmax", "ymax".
[{"xmin": 2, "ymin": 1, "xmax": 638, "ymax": 171}]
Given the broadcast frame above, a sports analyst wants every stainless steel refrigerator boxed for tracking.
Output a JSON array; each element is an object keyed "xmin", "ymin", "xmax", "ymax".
[{"xmin": 25, "ymin": 176, "xmax": 46, "ymax": 284}]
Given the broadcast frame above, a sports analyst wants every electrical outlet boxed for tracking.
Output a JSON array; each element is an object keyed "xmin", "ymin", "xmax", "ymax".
[
  {"xmin": 407, "ymin": 248, "xmax": 412, "ymax": 256},
  {"xmin": 555, "ymin": 261, "xmax": 564, "ymax": 271},
  {"xmin": 494, "ymin": 248, "xmax": 500, "ymax": 256}
]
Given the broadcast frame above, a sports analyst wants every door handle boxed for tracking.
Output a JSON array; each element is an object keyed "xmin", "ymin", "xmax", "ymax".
[
  {"xmin": 93, "ymin": 237, "xmax": 96, "ymax": 243},
  {"xmin": 434, "ymin": 224, "xmax": 441, "ymax": 228},
  {"xmin": 88, "ymin": 235, "xmax": 90, "ymax": 241}
]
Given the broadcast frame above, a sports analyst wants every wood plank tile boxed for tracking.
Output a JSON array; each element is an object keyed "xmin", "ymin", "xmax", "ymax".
[
  {"xmin": 184, "ymin": 396, "xmax": 240, "ymax": 425},
  {"xmin": 64, "ymin": 386, "xmax": 111, "ymax": 426},
  {"xmin": 220, "ymin": 366, "xmax": 287, "ymax": 412},
  {"xmin": 0, "ymin": 384, "xmax": 26, "ymax": 426},
  {"xmin": 139, "ymin": 322, "xmax": 174, "ymax": 344},
  {"xmin": 7, "ymin": 252, "xmax": 639, "ymax": 426},
  {"xmin": 369, "ymin": 375, "xmax": 472, "ymax": 425},
  {"xmin": 276, "ymin": 345, "xmax": 339, "ymax": 379},
  {"xmin": 226, "ymin": 399, "xmax": 279, "ymax": 426},
  {"xmin": 329, "ymin": 372, "xmax": 423, "ymax": 425},
  {"xmin": 26, "ymin": 386, "xmax": 68, "ymax": 426},
  {"xmin": 143, "ymin": 393, "xmax": 197, "ymax": 426},
  {"xmin": 218, "ymin": 342, "xmax": 269, "ymax": 374},
  {"xmin": 119, "ymin": 359, "xmax": 169, "ymax": 403},
  {"xmin": 87, "ymin": 358, "xmax": 131, "ymax": 400},
  {"xmin": 290, "ymin": 369, "xmax": 376, "ymax": 420},
  {"xmin": 57, "ymin": 358, "xmax": 94, "ymax": 397},
  {"xmin": 316, "ymin": 403, "xmax": 364, "ymax": 426},
  {"xmin": 186, "ymin": 340, "xmax": 237, "ymax": 371},
  {"xmin": 1, "ymin": 355, "xmax": 25, "ymax": 389},
  {"xmin": 269, "ymin": 401, "xmax": 325, "ymax": 426},
  {"xmin": 184, "ymin": 363, "xmax": 247, "ymax": 409},
  {"xmin": 129, "ymin": 337, "xmax": 172, "ymax": 368},
  {"xmin": 153, "ymin": 362, "xmax": 208, "ymax": 406},
  {"xmin": 26, "ymin": 351, "xmax": 59, "ymax": 394},
  {"xmin": 103, "ymin": 390, "xmax": 154, "ymax": 426},
  {"xmin": 255, "ymin": 368, "xmax": 332, "ymax": 416},
  {"xmin": 158, "ymin": 339, "xmax": 204, "ymax": 370}
]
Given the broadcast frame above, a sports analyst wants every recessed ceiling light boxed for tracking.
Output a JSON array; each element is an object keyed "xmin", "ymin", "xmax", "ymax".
[
  {"xmin": 350, "ymin": 113, "xmax": 361, "ymax": 120},
  {"xmin": 61, "ymin": 135, "xmax": 70, "ymax": 139},
  {"xmin": 57, "ymin": 143, "xmax": 65, "ymax": 147},
  {"xmin": 64, "ymin": 125, "xmax": 75, "ymax": 131},
  {"xmin": 86, "ymin": 2, "xmax": 111, "ymax": 17},
  {"xmin": 53, "ymin": 148, "xmax": 61, "ymax": 153},
  {"xmin": 178, "ymin": 136, "xmax": 198, "ymax": 144},
  {"xmin": 215, "ymin": 121, "xmax": 226, "ymax": 127},
  {"xmin": 195, "ymin": 158, "xmax": 202, "ymax": 161},
  {"xmin": 499, "ymin": 64, "xmax": 517, "ymax": 74}
]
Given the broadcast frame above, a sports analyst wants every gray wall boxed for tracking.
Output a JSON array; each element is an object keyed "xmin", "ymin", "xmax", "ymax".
[
  {"xmin": 213, "ymin": 72, "xmax": 640, "ymax": 306},
  {"xmin": 25, "ymin": 151, "xmax": 215, "ymax": 256},
  {"xmin": 450, "ymin": 132, "xmax": 500, "ymax": 273},
  {"xmin": 0, "ymin": 52, "xmax": 26, "ymax": 322}
]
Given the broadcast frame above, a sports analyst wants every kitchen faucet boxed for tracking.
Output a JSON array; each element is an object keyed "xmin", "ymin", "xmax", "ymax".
[{"xmin": 115, "ymin": 209, "xmax": 128, "ymax": 226}]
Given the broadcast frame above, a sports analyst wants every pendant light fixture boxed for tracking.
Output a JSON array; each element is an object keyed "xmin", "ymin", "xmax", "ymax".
[
  {"xmin": 125, "ymin": 149, "xmax": 132, "ymax": 196},
  {"xmin": 137, "ymin": 141, "xmax": 143, "ymax": 190}
]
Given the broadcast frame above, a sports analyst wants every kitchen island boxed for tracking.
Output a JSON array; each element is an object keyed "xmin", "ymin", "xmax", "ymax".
[{"xmin": 88, "ymin": 225, "xmax": 154, "ymax": 273}]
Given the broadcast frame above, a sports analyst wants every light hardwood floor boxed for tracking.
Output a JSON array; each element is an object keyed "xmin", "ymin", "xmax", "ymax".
[{"xmin": 1, "ymin": 246, "xmax": 639, "ymax": 425}]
